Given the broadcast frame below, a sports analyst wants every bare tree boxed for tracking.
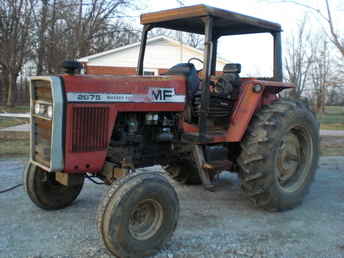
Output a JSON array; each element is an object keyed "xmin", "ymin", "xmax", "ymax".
[
  {"xmin": 265, "ymin": 0, "xmax": 344, "ymax": 58},
  {"xmin": 184, "ymin": 33, "xmax": 204, "ymax": 49},
  {"xmin": 285, "ymin": 18, "xmax": 313, "ymax": 98},
  {"xmin": 34, "ymin": 0, "xmax": 139, "ymax": 74},
  {"xmin": 0, "ymin": 0, "xmax": 36, "ymax": 106},
  {"xmin": 310, "ymin": 39, "xmax": 332, "ymax": 113},
  {"xmin": 150, "ymin": 28, "xmax": 204, "ymax": 49},
  {"xmin": 262, "ymin": 0, "xmax": 344, "ymax": 109},
  {"xmin": 36, "ymin": 0, "xmax": 49, "ymax": 75},
  {"xmin": 323, "ymin": 0, "xmax": 344, "ymax": 58}
]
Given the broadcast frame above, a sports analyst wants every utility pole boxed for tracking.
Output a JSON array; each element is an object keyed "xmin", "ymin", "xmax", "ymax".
[
  {"xmin": 37, "ymin": 0, "xmax": 49, "ymax": 75},
  {"xmin": 176, "ymin": 0, "xmax": 184, "ymax": 62}
]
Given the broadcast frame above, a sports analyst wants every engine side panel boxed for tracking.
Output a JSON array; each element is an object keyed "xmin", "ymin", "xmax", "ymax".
[{"xmin": 106, "ymin": 112, "xmax": 178, "ymax": 169}]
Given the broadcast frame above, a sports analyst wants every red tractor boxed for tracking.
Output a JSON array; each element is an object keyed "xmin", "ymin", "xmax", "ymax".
[{"xmin": 25, "ymin": 5, "xmax": 319, "ymax": 257}]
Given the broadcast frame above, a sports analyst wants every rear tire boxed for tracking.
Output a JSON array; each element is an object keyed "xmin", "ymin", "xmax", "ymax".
[
  {"xmin": 97, "ymin": 172, "xmax": 179, "ymax": 257},
  {"xmin": 164, "ymin": 159, "xmax": 201, "ymax": 185},
  {"xmin": 237, "ymin": 99, "xmax": 319, "ymax": 211},
  {"xmin": 24, "ymin": 162, "xmax": 84, "ymax": 210}
]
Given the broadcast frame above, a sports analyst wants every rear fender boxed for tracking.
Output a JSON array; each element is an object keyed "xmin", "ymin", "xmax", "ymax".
[{"xmin": 226, "ymin": 80, "xmax": 294, "ymax": 142}]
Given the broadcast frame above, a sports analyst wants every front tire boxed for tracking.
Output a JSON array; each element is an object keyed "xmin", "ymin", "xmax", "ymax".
[
  {"xmin": 24, "ymin": 162, "xmax": 84, "ymax": 210},
  {"xmin": 237, "ymin": 99, "xmax": 319, "ymax": 211},
  {"xmin": 97, "ymin": 172, "xmax": 179, "ymax": 257}
]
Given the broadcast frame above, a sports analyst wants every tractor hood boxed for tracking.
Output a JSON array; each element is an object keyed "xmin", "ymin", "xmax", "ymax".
[
  {"xmin": 61, "ymin": 74, "xmax": 186, "ymax": 104},
  {"xmin": 29, "ymin": 74, "xmax": 187, "ymax": 173}
]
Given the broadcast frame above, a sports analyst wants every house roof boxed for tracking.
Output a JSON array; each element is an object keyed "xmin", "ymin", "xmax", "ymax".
[
  {"xmin": 141, "ymin": 4, "xmax": 281, "ymax": 36},
  {"xmin": 78, "ymin": 36, "xmax": 229, "ymax": 64}
]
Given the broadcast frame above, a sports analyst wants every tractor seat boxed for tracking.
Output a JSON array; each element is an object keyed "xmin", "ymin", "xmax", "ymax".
[
  {"xmin": 223, "ymin": 63, "xmax": 241, "ymax": 81},
  {"xmin": 165, "ymin": 63, "xmax": 200, "ymax": 99}
]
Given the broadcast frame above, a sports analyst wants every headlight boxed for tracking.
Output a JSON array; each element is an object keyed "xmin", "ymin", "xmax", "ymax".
[
  {"xmin": 47, "ymin": 105, "xmax": 53, "ymax": 118},
  {"xmin": 34, "ymin": 103, "xmax": 52, "ymax": 118},
  {"xmin": 34, "ymin": 103, "xmax": 40, "ymax": 114},
  {"xmin": 34, "ymin": 103, "xmax": 45, "ymax": 115}
]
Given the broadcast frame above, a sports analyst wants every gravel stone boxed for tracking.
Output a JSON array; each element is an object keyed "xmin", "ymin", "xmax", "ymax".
[{"xmin": 1, "ymin": 157, "xmax": 344, "ymax": 257}]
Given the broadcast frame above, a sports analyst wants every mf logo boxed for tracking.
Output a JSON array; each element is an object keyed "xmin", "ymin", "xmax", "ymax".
[{"xmin": 149, "ymin": 88, "xmax": 175, "ymax": 102}]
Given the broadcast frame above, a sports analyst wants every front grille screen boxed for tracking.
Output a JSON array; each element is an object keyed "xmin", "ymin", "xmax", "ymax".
[
  {"xmin": 72, "ymin": 107, "xmax": 109, "ymax": 152},
  {"xmin": 31, "ymin": 79, "xmax": 53, "ymax": 168},
  {"xmin": 33, "ymin": 117, "xmax": 52, "ymax": 167},
  {"xmin": 33, "ymin": 80, "xmax": 52, "ymax": 102}
]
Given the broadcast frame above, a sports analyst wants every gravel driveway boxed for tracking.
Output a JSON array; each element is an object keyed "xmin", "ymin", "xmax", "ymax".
[{"xmin": 1, "ymin": 157, "xmax": 344, "ymax": 258}]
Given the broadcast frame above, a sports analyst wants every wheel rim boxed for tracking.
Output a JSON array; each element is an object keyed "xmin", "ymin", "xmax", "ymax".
[
  {"xmin": 128, "ymin": 199, "xmax": 164, "ymax": 241},
  {"xmin": 276, "ymin": 126, "xmax": 313, "ymax": 192},
  {"xmin": 37, "ymin": 170, "xmax": 70, "ymax": 194}
]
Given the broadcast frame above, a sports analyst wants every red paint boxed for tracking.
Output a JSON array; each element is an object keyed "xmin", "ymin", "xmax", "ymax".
[
  {"xmin": 86, "ymin": 66, "xmax": 169, "ymax": 76},
  {"xmin": 182, "ymin": 122, "xmax": 199, "ymax": 133},
  {"xmin": 226, "ymin": 80, "xmax": 294, "ymax": 142},
  {"xmin": 209, "ymin": 134, "xmax": 227, "ymax": 143},
  {"xmin": 261, "ymin": 91, "xmax": 278, "ymax": 106},
  {"xmin": 64, "ymin": 103, "xmax": 117, "ymax": 173},
  {"xmin": 226, "ymin": 81, "xmax": 263, "ymax": 141},
  {"xmin": 86, "ymin": 66, "xmax": 137, "ymax": 75},
  {"xmin": 62, "ymin": 74, "xmax": 186, "ymax": 96},
  {"xmin": 61, "ymin": 75, "xmax": 294, "ymax": 173},
  {"xmin": 62, "ymin": 75, "xmax": 186, "ymax": 173}
]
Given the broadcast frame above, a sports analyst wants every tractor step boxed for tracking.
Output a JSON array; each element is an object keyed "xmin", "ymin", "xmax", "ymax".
[
  {"xmin": 203, "ymin": 160, "xmax": 233, "ymax": 171},
  {"xmin": 192, "ymin": 145, "xmax": 215, "ymax": 191},
  {"xmin": 182, "ymin": 131, "xmax": 227, "ymax": 144}
]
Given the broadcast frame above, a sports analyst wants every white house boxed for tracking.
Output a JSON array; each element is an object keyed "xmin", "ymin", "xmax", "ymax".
[{"xmin": 78, "ymin": 36, "xmax": 229, "ymax": 76}]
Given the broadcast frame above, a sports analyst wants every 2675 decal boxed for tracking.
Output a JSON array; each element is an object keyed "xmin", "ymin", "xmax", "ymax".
[
  {"xmin": 67, "ymin": 88, "xmax": 185, "ymax": 103},
  {"xmin": 76, "ymin": 94, "xmax": 101, "ymax": 101}
]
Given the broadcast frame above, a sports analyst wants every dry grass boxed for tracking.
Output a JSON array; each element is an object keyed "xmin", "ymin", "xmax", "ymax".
[
  {"xmin": 0, "ymin": 105, "xmax": 29, "ymax": 113},
  {"xmin": 320, "ymin": 123, "xmax": 344, "ymax": 130},
  {"xmin": 318, "ymin": 106, "xmax": 344, "ymax": 131},
  {"xmin": 320, "ymin": 136, "xmax": 344, "ymax": 156},
  {"xmin": 0, "ymin": 105, "xmax": 30, "ymax": 129},
  {"xmin": 0, "ymin": 105, "xmax": 343, "ymax": 157},
  {"xmin": 0, "ymin": 135, "xmax": 342, "ymax": 159},
  {"xmin": 0, "ymin": 138, "xmax": 29, "ymax": 157},
  {"xmin": 0, "ymin": 118, "xmax": 28, "ymax": 129}
]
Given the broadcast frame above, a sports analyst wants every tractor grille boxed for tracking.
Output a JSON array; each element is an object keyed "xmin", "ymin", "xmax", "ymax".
[
  {"xmin": 33, "ymin": 80, "xmax": 52, "ymax": 102},
  {"xmin": 72, "ymin": 107, "xmax": 109, "ymax": 152},
  {"xmin": 31, "ymin": 80, "xmax": 53, "ymax": 167},
  {"xmin": 32, "ymin": 117, "xmax": 52, "ymax": 167}
]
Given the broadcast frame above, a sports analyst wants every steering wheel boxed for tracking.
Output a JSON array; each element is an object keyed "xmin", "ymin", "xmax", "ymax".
[{"xmin": 188, "ymin": 57, "xmax": 204, "ymax": 72}]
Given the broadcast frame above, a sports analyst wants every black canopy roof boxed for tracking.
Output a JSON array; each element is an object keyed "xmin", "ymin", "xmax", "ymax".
[{"xmin": 141, "ymin": 4, "xmax": 281, "ymax": 36}]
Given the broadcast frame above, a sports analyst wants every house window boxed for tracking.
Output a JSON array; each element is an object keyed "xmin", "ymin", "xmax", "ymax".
[
  {"xmin": 143, "ymin": 69, "xmax": 158, "ymax": 76},
  {"xmin": 144, "ymin": 71, "xmax": 155, "ymax": 76}
]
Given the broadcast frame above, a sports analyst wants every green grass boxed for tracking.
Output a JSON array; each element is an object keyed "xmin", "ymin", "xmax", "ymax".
[
  {"xmin": 320, "ymin": 136, "xmax": 344, "ymax": 156},
  {"xmin": 320, "ymin": 123, "xmax": 344, "ymax": 130},
  {"xmin": 0, "ymin": 138, "xmax": 29, "ymax": 157},
  {"xmin": 318, "ymin": 106, "xmax": 344, "ymax": 130},
  {"xmin": 0, "ymin": 105, "xmax": 29, "ymax": 113},
  {"xmin": 0, "ymin": 105, "xmax": 343, "ymax": 158},
  {"xmin": 0, "ymin": 117, "xmax": 28, "ymax": 129},
  {"xmin": 0, "ymin": 135, "xmax": 342, "ymax": 158}
]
